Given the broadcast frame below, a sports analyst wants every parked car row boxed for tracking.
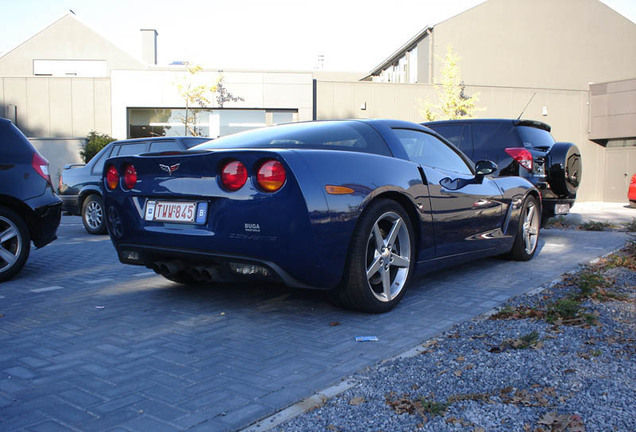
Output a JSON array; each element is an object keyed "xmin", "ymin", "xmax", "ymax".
[{"xmin": 1, "ymin": 116, "xmax": 602, "ymax": 313}]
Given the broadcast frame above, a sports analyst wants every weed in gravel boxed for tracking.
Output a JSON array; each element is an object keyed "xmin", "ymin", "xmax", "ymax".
[
  {"xmin": 623, "ymin": 218, "xmax": 636, "ymax": 232},
  {"xmin": 542, "ymin": 216, "xmax": 570, "ymax": 229},
  {"xmin": 579, "ymin": 220, "xmax": 613, "ymax": 231},
  {"xmin": 597, "ymin": 240, "xmax": 636, "ymax": 271},
  {"xmin": 419, "ymin": 399, "xmax": 450, "ymax": 417}
]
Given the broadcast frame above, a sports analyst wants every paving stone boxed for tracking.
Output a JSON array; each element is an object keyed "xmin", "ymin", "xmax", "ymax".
[{"xmin": 0, "ymin": 216, "xmax": 628, "ymax": 431}]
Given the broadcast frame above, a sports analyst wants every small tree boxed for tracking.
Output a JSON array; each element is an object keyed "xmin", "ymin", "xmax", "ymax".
[
  {"xmin": 174, "ymin": 65, "xmax": 244, "ymax": 136},
  {"xmin": 214, "ymin": 75, "xmax": 244, "ymax": 108},
  {"xmin": 421, "ymin": 45, "xmax": 483, "ymax": 121},
  {"xmin": 175, "ymin": 64, "xmax": 216, "ymax": 136},
  {"xmin": 81, "ymin": 131, "xmax": 116, "ymax": 163}
]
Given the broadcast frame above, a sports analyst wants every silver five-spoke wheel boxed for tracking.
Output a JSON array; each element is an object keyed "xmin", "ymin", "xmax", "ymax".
[
  {"xmin": 366, "ymin": 211, "xmax": 411, "ymax": 303},
  {"xmin": 331, "ymin": 199, "xmax": 415, "ymax": 313},
  {"xmin": 521, "ymin": 199, "xmax": 539, "ymax": 255},
  {"xmin": 509, "ymin": 194, "xmax": 541, "ymax": 261}
]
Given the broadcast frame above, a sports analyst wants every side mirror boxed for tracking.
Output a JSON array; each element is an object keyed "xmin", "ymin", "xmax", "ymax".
[{"xmin": 475, "ymin": 160, "xmax": 498, "ymax": 176}]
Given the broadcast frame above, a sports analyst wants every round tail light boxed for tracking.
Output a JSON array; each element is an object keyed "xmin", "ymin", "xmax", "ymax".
[
  {"xmin": 106, "ymin": 165, "xmax": 119, "ymax": 190},
  {"xmin": 257, "ymin": 160, "xmax": 286, "ymax": 192},
  {"xmin": 221, "ymin": 160, "xmax": 247, "ymax": 191},
  {"xmin": 123, "ymin": 164, "xmax": 137, "ymax": 190}
]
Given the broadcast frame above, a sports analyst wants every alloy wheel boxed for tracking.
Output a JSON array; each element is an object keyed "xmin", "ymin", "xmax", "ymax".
[
  {"xmin": 0, "ymin": 215, "xmax": 22, "ymax": 272},
  {"xmin": 365, "ymin": 211, "xmax": 412, "ymax": 302},
  {"xmin": 522, "ymin": 200, "xmax": 540, "ymax": 255}
]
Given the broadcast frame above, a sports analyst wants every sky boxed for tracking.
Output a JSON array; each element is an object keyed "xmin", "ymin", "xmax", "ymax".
[{"xmin": 0, "ymin": 0, "xmax": 635, "ymax": 72}]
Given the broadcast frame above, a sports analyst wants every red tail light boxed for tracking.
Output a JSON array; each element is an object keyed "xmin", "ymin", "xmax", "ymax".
[
  {"xmin": 106, "ymin": 165, "xmax": 119, "ymax": 190},
  {"xmin": 123, "ymin": 164, "xmax": 137, "ymax": 190},
  {"xmin": 32, "ymin": 153, "xmax": 51, "ymax": 184},
  {"xmin": 257, "ymin": 160, "xmax": 286, "ymax": 192},
  {"xmin": 221, "ymin": 160, "xmax": 247, "ymax": 191},
  {"xmin": 505, "ymin": 148, "xmax": 533, "ymax": 171}
]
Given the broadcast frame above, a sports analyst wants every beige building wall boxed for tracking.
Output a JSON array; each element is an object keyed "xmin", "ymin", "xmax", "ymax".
[
  {"xmin": 110, "ymin": 69, "xmax": 314, "ymax": 139},
  {"xmin": 316, "ymin": 80, "xmax": 602, "ymax": 202},
  {"xmin": 432, "ymin": 0, "xmax": 636, "ymax": 90},
  {"xmin": 590, "ymin": 79, "xmax": 636, "ymax": 141},
  {"xmin": 0, "ymin": 76, "xmax": 111, "ymax": 183}
]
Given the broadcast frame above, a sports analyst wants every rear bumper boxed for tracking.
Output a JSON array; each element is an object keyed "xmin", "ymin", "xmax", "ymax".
[
  {"xmin": 116, "ymin": 243, "xmax": 323, "ymax": 290},
  {"xmin": 28, "ymin": 199, "xmax": 62, "ymax": 248},
  {"xmin": 541, "ymin": 197, "xmax": 576, "ymax": 218},
  {"xmin": 60, "ymin": 194, "xmax": 80, "ymax": 215}
]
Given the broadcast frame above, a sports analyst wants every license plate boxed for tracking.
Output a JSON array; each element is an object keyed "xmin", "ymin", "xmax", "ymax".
[
  {"xmin": 145, "ymin": 201, "xmax": 207, "ymax": 224},
  {"xmin": 555, "ymin": 203, "xmax": 570, "ymax": 215}
]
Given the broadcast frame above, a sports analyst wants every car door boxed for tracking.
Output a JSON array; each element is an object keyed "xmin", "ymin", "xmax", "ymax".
[{"xmin": 393, "ymin": 128, "xmax": 505, "ymax": 256}]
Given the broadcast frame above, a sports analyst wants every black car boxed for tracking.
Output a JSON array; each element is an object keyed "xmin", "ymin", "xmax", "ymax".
[
  {"xmin": 0, "ymin": 118, "xmax": 62, "ymax": 282},
  {"xmin": 59, "ymin": 136, "xmax": 210, "ymax": 234},
  {"xmin": 424, "ymin": 119, "xmax": 581, "ymax": 222}
]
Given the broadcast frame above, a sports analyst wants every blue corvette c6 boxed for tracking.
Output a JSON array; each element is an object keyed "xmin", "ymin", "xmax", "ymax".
[{"xmin": 103, "ymin": 120, "xmax": 541, "ymax": 312}]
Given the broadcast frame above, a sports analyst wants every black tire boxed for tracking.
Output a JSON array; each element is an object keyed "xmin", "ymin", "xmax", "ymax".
[
  {"xmin": 330, "ymin": 199, "xmax": 415, "ymax": 313},
  {"xmin": 508, "ymin": 195, "xmax": 541, "ymax": 261},
  {"xmin": 0, "ymin": 206, "xmax": 31, "ymax": 282},
  {"xmin": 82, "ymin": 194, "xmax": 107, "ymax": 235},
  {"xmin": 547, "ymin": 142, "xmax": 581, "ymax": 197}
]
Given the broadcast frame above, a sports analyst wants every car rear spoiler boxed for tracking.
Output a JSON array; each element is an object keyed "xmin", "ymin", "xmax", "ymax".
[
  {"xmin": 514, "ymin": 119, "xmax": 551, "ymax": 132},
  {"xmin": 63, "ymin": 163, "xmax": 86, "ymax": 170}
]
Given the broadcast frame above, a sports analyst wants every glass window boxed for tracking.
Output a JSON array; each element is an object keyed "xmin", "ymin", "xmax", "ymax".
[
  {"xmin": 271, "ymin": 111, "xmax": 295, "ymax": 125},
  {"xmin": 149, "ymin": 140, "xmax": 180, "ymax": 153},
  {"xmin": 128, "ymin": 108, "xmax": 299, "ymax": 139},
  {"xmin": 517, "ymin": 126, "xmax": 555, "ymax": 148},
  {"xmin": 393, "ymin": 129, "xmax": 472, "ymax": 175},
  {"xmin": 195, "ymin": 121, "xmax": 391, "ymax": 156},
  {"xmin": 427, "ymin": 124, "xmax": 473, "ymax": 158},
  {"xmin": 90, "ymin": 145, "xmax": 114, "ymax": 175},
  {"xmin": 607, "ymin": 138, "xmax": 636, "ymax": 148},
  {"xmin": 117, "ymin": 143, "xmax": 148, "ymax": 156},
  {"xmin": 471, "ymin": 123, "xmax": 519, "ymax": 162}
]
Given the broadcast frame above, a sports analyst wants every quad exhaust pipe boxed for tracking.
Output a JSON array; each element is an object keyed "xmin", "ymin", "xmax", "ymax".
[{"xmin": 153, "ymin": 260, "xmax": 220, "ymax": 282}]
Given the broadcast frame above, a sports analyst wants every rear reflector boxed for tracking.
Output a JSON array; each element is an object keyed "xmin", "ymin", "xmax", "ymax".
[
  {"xmin": 123, "ymin": 164, "xmax": 137, "ymax": 190},
  {"xmin": 505, "ymin": 148, "xmax": 533, "ymax": 171},
  {"xmin": 106, "ymin": 165, "xmax": 119, "ymax": 190},
  {"xmin": 257, "ymin": 160, "xmax": 286, "ymax": 192},
  {"xmin": 32, "ymin": 153, "xmax": 51, "ymax": 184},
  {"xmin": 221, "ymin": 160, "xmax": 248, "ymax": 191}
]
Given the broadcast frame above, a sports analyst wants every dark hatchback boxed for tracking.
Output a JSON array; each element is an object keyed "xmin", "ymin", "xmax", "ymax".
[
  {"xmin": 59, "ymin": 136, "xmax": 209, "ymax": 234},
  {"xmin": 424, "ymin": 119, "xmax": 582, "ymax": 222},
  {"xmin": 0, "ymin": 118, "xmax": 62, "ymax": 282}
]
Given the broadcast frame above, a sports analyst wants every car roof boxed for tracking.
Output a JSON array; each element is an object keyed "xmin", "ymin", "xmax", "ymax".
[{"xmin": 423, "ymin": 118, "xmax": 551, "ymax": 132}]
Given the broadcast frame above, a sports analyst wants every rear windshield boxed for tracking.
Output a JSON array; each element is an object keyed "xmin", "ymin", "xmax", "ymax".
[
  {"xmin": 193, "ymin": 122, "xmax": 391, "ymax": 157},
  {"xmin": 517, "ymin": 126, "xmax": 555, "ymax": 149}
]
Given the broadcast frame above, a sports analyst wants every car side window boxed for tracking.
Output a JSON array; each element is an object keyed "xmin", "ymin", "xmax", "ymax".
[
  {"xmin": 471, "ymin": 123, "xmax": 518, "ymax": 162},
  {"xmin": 394, "ymin": 129, "xmax": 473, "ymax": 175},
  {"xmin": 90, "ymin": 146, "xmax": 114, "ymax": 175},
  {"xmin": 149, "ymin": 140, "xmax": 180, "ymax": 153},
  {"xmin": 117, "ymin": 143, "xmax": 148, "ymax": 156},
  {"xmin": 429, "ymin": 124, "xmax": 473, "ymax": 158}
]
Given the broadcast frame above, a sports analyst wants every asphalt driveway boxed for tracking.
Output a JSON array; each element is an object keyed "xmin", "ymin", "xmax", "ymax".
[{"xmin": 0, "ymin": 216, "xmax": 629, "ymax": 431}]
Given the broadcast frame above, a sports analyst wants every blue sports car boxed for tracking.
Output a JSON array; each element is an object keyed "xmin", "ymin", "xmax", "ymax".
[{"xmin": 102, "ymin": 120, "xmax": 541, "ymax": 312}]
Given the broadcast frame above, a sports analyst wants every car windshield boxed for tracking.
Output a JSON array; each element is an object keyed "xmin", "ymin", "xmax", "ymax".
[
  {"xmin": 517, "ymin": 126, "xmax": 555, "ymax": 149},
  {"xmin": 192, "ymin": 121, "xmax": 391, "ymax": 156}
]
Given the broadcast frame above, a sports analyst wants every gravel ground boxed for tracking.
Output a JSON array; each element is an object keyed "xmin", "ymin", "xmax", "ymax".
[{"xmin": 272, "ymin": 242, "xmax": 636, "ymax": 432}]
